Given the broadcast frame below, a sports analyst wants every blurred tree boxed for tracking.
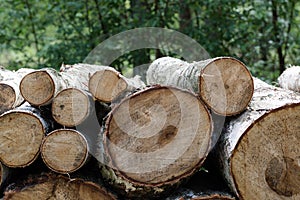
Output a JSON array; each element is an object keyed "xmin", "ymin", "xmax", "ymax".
[{"xmin": 0, "ymin": 0, "xmax": 299, "ymax": 82}]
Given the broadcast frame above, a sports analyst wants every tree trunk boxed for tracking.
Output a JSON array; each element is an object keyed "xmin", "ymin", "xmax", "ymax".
[
  {"xmin": 147, "ymin": 57, "xmax": 254, "ymax": 116},
  {"xmin": 3, "ymin": 174, "xmax": 117, "ymax": 200},
  {"xmin": 0, "ymin": 104, "xmax": 52, "ymax": 168},
  {"xmin": 41, "ymin": 129, "xmax": 90, "ymax": 174},
  {"xmin": 0, "ymin": 68, "xmax": 33, "ymax": 113},
  {"xmin": 89, "ymin": 68, "xmax": 145, "ymax": 103},
  {"xmin": 278, "ymin": 66, "xmax": 300, "ymax": 93},
  {"xmin": 20, "ymin": 64, "xmax": 110, "ymax": 106},
  {"xmin": 215, "ymin": 78, "xmax": 300, "ymax": 199},
  {"xmin": 98, "ymin": 85, "xmax": 212, "ymax": 199}
]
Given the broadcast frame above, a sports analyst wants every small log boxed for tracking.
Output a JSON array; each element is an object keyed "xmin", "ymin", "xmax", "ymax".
[
  {"xmin": 99, "ymin": 85, "xmax": 212, "ymax": 198},
  {"xmin": 51, "ymin": 88, "xmax": 94, "ymax": 127},
  {"xmin": 215, "ymin": 78, "xmax": 300, "ymax": 199},
  {"xmin": 147, "ymin": 57, "xmax": 254, "ymax": 116},
  {"xmin": 89, "ymin": 68, "xmax": 145, "ymax": 102},
  {"xmin": 20, "ymin": 64, "xmax": 109, "ymax": 106},
  {"xmin": 41, "ymin": 129, "xmax": 89, "ymax": 174},
  {"xmin": 278, "ymin": 66, "xmax": 300, "ymax": 92},
  {"xmin": 0, "ymin": 68, "xmax": 34, "ymax": 113},
  {"xmin": 0, "ymin": 104, "xmax": 52, "ymax": 168},
  {"xmin": 4, "ymin": 174, "xmax": 117, "ymax": 200}
]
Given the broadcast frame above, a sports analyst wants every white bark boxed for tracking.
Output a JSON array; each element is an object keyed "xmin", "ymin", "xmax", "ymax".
[
  {"xmin": 147, "ymin": 57, "xmax": 253, "ymax": 116},
  {"xmin": 278, "ymin": 66, "xmax": 300, "ymax": 92}
]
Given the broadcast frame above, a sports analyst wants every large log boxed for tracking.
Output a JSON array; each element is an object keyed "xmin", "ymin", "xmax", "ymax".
[
  {"xmin": 215, "ymin": 78, "xmax": 300, "ymax": 199},
  {"xmin": 41, "ymin": 129, "xmax": 89, "ymax": 174},
  {"xmin": 89, "ymin": 68, "xmax": 145, "ymax": 103},
  {"xmin": 20, "ymin": 64, "xmax": 110, "ymax": 106},
  {"xmin": 99, "ymin": 85, "xmax": 212, "ymax": 198},
  {"xmin": 0, "ymin": 68, "xmax": 34, "ymax": 113},
  {"xmin": 278, "ymin": 66, "xmax": 300, "ymax": 92},
  {"xmin": 0, "ymin": 104, "xmax": 52, "ymax": 168},
  {"xmin": 3, "ymin": 174, "xmax": 117, "ymax": 200},
  {"xmin": 147, "ymin": 57, "xmax": 254, "ymax": 116}
]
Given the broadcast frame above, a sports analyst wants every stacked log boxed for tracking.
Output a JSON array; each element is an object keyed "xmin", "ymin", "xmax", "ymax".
[
  {"xmin": 0, "ymin": 68, "xmax": 33, "ymax": 113},
  {"xmin": 3, "ymin": 174, "xmax": 117, "ymax": 200},
  {"xmin": 0, "ymin": 57, "xmax": 299, "ymax": 200},
  {"xmin": 278, "ymin": 66, "xmax": 300, "ymax": 92},
  {"xmin": 0, "ymin": 104, "xmax": 53, "ymax": 168},
  {"xmin": 213, "ymin": 78, "xmax": 300, "ymax": 199},
  {"xmin": 41, "ymin": 129, "xmax": 89, "ymax": 174},
  {"xmin": 147, "ymin": 57, "xmax": 254, "ymax": 116},
  {"xmin": 99, "ymin": 85, "xmax": 212, "ymax": 198}
]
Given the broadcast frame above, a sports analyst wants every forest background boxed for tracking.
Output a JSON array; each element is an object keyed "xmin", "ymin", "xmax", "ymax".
[{"xmin": 0, "ymin": 0, "xmax": 299, "ymax": 83}]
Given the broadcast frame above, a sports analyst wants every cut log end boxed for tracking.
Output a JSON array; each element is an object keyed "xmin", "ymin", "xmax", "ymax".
[
  {"xmin": 0, "ymin": 111, "xmax": 45, "ymax": 167},
  {"xmin": 41, "ymin": 129, "xmax": 89, "ymax": 174},
  {"xmin": 52, "ymin": 88, "xmax": 90, "ymax": 127},
  {"xmin": 20, "ymin": 71, "xmax": 55, "ymax": 105},
  {"xmin": 0, "ymin": 84, "xmax": 15, "ymax": 113},
  {"xmin": 4, "ymin": 175, "xmax": 117, "ymax": 200},
  {"xmin": 231, "ymin": 104, "xmax": 300, "ymax": 199},
  {"xmin": 89, "ymin": 69, "xmax": 127, "ymax": 102},
  {"xmin": 199, "ymin": 57, "xmax": 253, "ymax": 116},
  {"xmin": 103, "ymin": 86, "xmax": 212, "ymax": 193}
]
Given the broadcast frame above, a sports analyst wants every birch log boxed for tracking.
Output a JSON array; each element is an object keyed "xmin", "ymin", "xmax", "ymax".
[
  {"xmin": 0, "ymin": 104, "xmax": 52, "ymax": 168},
  {"xmin": 215, "ymin": 78, "xmax": 300, "ymax": 199},
  {"xmin": 89, "ymin": 68, "xmax": 145, "ymax": 102},
  {"xmin": 4, "ymin": 174, "xmax": 117, "ymax": 200},
  {"xmin": 41, "ymin": 129, "xmax": 89, "ymax": 174},
  {"xmin": 278, "ymin": 66, "xmax": 300, "ymax": 92},
  {"xmin": 99, "ymin": 85, "xmax": 212, "ymax": 198},
  {"xmin": 0, "ymin": 68, "xmax": 34, "ymax": 113},
  {"xmin": 147, "ymin": 57, "xmax": 254, "ymax": 116},
  {"xmin": 51, "ymin": 88, "xmax": 94, "ymax": 127},
  {"xmin": 20, "ymin": 64, "xmax": 110, "ymax": 106}
]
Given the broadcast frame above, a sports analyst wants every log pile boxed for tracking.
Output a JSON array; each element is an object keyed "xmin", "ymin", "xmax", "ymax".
[{"xmin": 0, "ymin": 58, "xmax": 299, "ymax": 200}]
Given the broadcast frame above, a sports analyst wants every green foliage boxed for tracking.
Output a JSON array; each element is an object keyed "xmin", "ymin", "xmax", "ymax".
[{"xmin": 0, "ymin": 0, "xmax": 299, "ymax": 82}]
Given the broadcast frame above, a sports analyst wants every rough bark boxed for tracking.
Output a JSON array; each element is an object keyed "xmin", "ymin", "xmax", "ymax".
[
  {"xmin": 0, "ymin": 104, "xmax": 52, "ymax": 168},
  {"xmin": 278, "ymin": 66, "xmax": 300, "ymax": 93},
  {"xmin": 99, "ymin": 85, "xmax": 212, "ymax": 199},
  {"xmin": 89, "ymin": 68, "xmax": 145, "ymax": 103},
  {"xmin": 41, "ymin": 129, "xmax": 89, "ymax": 174},
  {"xmin": 51, "ymin": 88, "xmax": 94, "ymax": 127},
  {"xmin": 20, "ymin": 64, "xmax": 110, "ymax": 106},
  {"xmin": 0, "ymin": 68, "xmax": 33, "ymax": 113},
  {"xmin": 3, "ymin": 174, "xmax": 117, "ymax": 200},
  {"xmin": 147, "ymin": 57, "xmax": 254, "ymax": 116},
  {"xmin": 215, "ymin": 78, "xmax": 300, "ymax": 199}
]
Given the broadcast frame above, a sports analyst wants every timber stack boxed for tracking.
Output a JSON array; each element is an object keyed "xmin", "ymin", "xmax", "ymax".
[{"xmin": 0, "ymin": 56, "xmax": 299, "ymax": 200}]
